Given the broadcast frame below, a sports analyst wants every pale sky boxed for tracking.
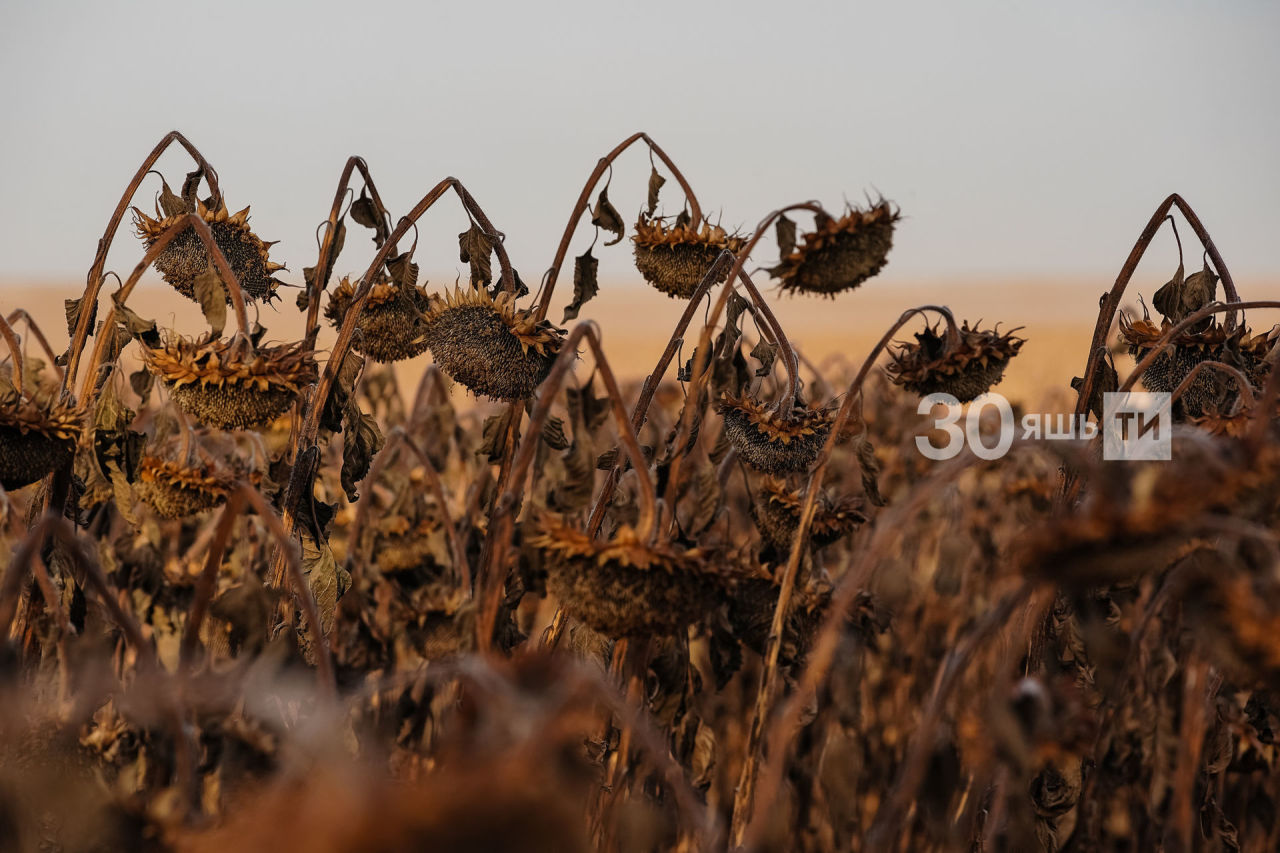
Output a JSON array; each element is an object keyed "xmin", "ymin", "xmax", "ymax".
[{"xmin": 2, "ymin": 0, "xmax": 1278, "ymax": 294}]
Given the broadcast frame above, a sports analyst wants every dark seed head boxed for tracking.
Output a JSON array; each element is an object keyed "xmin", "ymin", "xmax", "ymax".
[
  {"xmin": 717, "ymin": 394, "xmax": 834, "ymax": 475},
  {"xmin": 134, "ymin": 199, "xmax": 284, "ymax": 303},
  {"xmin": 324, "ymin": 277, "xmax": 432, "ymax": 363},
  {"xmin": 142, "ymin": 333, "xmax": 317, "ymax": 429},
  {"xmin": 421, "ymin": 286, "xmax": 563, "ymax": 402},
  {"xmin": 887, "ymin": 321, "xmax": 1024, "ymax": 402},
  {"xmin": 0, "ymin": 399, "xmax": 79, "ymax": 490},
  {"xmin": 771, "ymin": 201, "xmax": 897, "ymax": 297},
  {"xmin": 529, "ymin": 515, "xmax": 723, "ymax": 638},
  {"xmin": 632, "ymin": 216, "xmax": 744, "ymax": 299}
]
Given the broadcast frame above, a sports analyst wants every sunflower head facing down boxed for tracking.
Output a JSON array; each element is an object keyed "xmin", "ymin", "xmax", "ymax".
[
  {"xmin": 632, "ymin": 214, "xmax": 745, "ymax": 299},
  {"xmin": 134, "ymin": 189, "xmax": 284, "ymax": 304},
  {"xmin": 887, "ymin": 321, "xmax": 1024, "ymax": 402},
  {"xmin": 770, "ymin": 201, "xmax": 898, "ymax": 297},
  {"xmin": 420, "ymin": 285, "xmax": 564, "ymax": 401}
]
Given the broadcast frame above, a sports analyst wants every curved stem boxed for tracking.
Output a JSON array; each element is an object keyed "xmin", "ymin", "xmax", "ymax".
[
  {"xmin": 1072, "ymin": 194, "xmax": 1242, "ymax": 420},
  {"xmin": 75, "ymin": 212, "xmax": 251, "ymax": 407},
  {"xmin": 1120, "ymin": 300, "xmax": 1280, "ymax": 393},
  {"xmin": 478, "ymin": 322, "xmax": 658, "ymax": 651},
  {"xmin": 0, "ymin": 313, "xmax": 24, "ymax": 399},
  {"xmin": 180, "ymin": 490, "xmax": 247, "ymax": 670},
  {"xmin": 303, "ymin": 156, "xmax": 398, "ymax": 349},
  {"xmin": 63, "ymin": 131, "xmax": 223, "ymax": 389},
  {"xmin": 534, "ymin": 132, "xmax": 704, "ymax": 322},
  {"xmin": 236, "ymin": 483, "xmax": 336, "ymax": 700},
  {"xmin": 273, "ymin": 177, "xmax": 513, "ymax": 587},
  {"xmin": 734, "ymin": 267, "xmax": 801, "ymax": 409},
  {"xmin": 729, "ymin": 304, "xmax": 959, "ymax": 844},
  {"xmin": 386, "ymin": 427, "xmax": 471, "ymax": 593},
  {"xmin": 1170, "ymin": 359, "xmax": 1256, "ymax": 409},
  {"xmin": 5, "ymin": 310, "xmax": 62, "ymax": 385}
]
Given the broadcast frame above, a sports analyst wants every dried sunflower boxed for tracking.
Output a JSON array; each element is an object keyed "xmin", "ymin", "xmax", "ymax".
[
  {"xmin": 727, "ymin": 569, "xmax": 832, "ymax": 664},
  {"xmin": 1119, "ymin": 312, "xmax": 1257, "ymax": 418},
  {"xmin": 752, "ymin": 478, "xmax": 865, "ymax": 552},
  {"xmin": 771, "ymin": 201, "xmax": 898, "ymax": 296},
  {"xmin": 0, "ymin": 392, "xmax": 79, "ymax": 491},
  {"xmin": 717, "ymin": 393, "xmax": 835, "ymax": 475},
  {"xmin": 134, "ymin": 198, "xmax": 284, "ymax": 303},
  {"xmin": 529, "ymin": 515, "xmax": 723, "ymax": 638},
  {"xmin": 421, "ymin": 285, "xmax": 564, "ymax": 401},
  {"xmin": 632, "ymin": 214, "xmax": 745, "ymax": 299},
  {"xmin": 134, "ymin": 454, "xmax": 240, "ymax": 519},
  {"xmin": 887, "ymin": 321, "xmax": 1024, "ymax": 402},
  {"xmin": 142, "ymin": 334, "xmax": 317, "ymax": 429},
  {"xmin": 324, "ymin": 276, "xmax": 432, "ymax": 363}
]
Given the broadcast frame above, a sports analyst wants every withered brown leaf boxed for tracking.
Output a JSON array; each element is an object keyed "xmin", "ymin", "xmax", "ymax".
[
  {"xmin": 646, "ymin": 166, "xmax": 666, "ymax": 217},
  {"xmin": 458, "ymin": 222, "xmax": 494, "ymax": 287},
  {"xmin": 751, "ymin": 338, "xmax": 778, "ymax": 377},
  {"xmin": 350, "ymin": 187, "xmax": 382, "ymax": 233},
  {"xmin": 192, "ymin": 265, "xmax": 228, "ymax": 337},
  {"xmin": 65, "ymin": 295, "xmax": 97, "ymax": 339},
  {"xmin": 563, "ymin": 248, "xmax": 599, "ymax": 322},
  {"xmin": 775, "ymin": 214, "xmax": 797, "ymax": 261},
  {"xmin": 591, "ymin": 185, "xmax": 625, "ymax": 246},
  {"xmin": 340, "ymin": 410, "xmax": 384, "ymax": 502}
]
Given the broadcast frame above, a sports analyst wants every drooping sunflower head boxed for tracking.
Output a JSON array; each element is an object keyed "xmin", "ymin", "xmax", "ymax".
[
  {"xmin": 141, "ymin": 333, "xmax": 317, "ymax": 429},
  {"xmin": 1119, "ymin": 311, "xmax": 1258, "ymax": 418},
  {"xmin": 716, "ymin": 393, "xmax": 835, "ymax": 475},
  {"xmin": 133, "ymin": 197, "xmax": 284, "ymax": 304},
  {"xmin": 771, "ymin": 201, "xmax": 898, "ymax": 297},
  {"xmin": 325, "ymin": 276, "xmax": 433, "ymax": 363},
  {"xmin": 631, "ymin": 215, "xmax": 745, "ymax": 299},
  {"xmin": 528, "ymin": 515, "xmax": 723, "ymax": 638},
  {"xmin": 752, "ymin": 478, "xmax": 866, "ymax": 552},
  {"xmin": 0, "ymin": 393, "xmax": 80, "ymax": 490},
  {"xmin": 421, "ymin": 285, "xmax": 564, "ymax": 401},
  {"xmin": 887, "ymin": 321, "xmax": 1024, "ymax": 402},
  {"xmin": 135, "ymin": 454, "xmax": 240, "ymax": 519}
]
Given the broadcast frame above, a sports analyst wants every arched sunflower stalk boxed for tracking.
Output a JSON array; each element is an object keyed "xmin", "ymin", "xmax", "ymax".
[
  {"xmin": 532, "ymin": 132, "xmax": 706, "ymax": 322},
  {"xmin": 299, "ymin": 156, "xmax": 397, "ymax": 349},
  {"xmin": 0, "ymin": 313, "xmax": 80, "ymax": 491},
  {"xmin": 178, "ymin": 483, "xmax": 336, "ymax": 699},
  {"xmin": 76, "ymin": 212, "xmax": 317, "ymax": 431},
  {"xmin": 1071, "ymin": 195, "xmax": 1243, "ymax": 425},
  {"xmin": 727, "ymin": 304, "xmax": 965, "ymax": 844},
  {"xmin": 660, "ymin": 201, "xmax": 885, "ymax": 512},
  {"xmin": 61, "ymin": 131, "xmax": 224, "ymax": 390},
  {"xmin": 479, "ymin": 323, "xmax": 721, "ymax": 650},
  {"xmin": 273, "ymin": 177, "xmax": 526, "ymax": 586}
]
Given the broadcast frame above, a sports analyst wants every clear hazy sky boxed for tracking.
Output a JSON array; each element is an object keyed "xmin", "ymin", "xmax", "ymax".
[{"xmin": 2, "ymin": 0, "xmax": 1278, "ymax": 291}]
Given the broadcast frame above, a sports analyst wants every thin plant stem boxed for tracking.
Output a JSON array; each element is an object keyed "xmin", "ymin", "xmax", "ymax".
[
  {"xmin": 4, "ymin": 310, "xmax": 62, "ymax": 385},
  {"xmin": 0, "ymin": 313, "xmax": 24, "ymax": 398},
  {"xmin": 730, "ymin": 305, "xmax": 959, "ymax": 845},
  {"xmin": 478, "ymin": 322, "xmax": 659, "ymax": 651},
  {"xmin": 63, "ymin": 131, "xmax": 223, "ymax": 389},
  {"xmin": 534, "ymin": 132, "xmax": 704, "ymax": 323},
  {"xmin": 179, "ymin": 490, "xmax": 247, "ymax": 670}
]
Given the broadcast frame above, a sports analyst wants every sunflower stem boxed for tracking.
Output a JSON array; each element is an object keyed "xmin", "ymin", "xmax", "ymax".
[{"xmin": 534, "ymin": 132, "xmax": 704, "ymax": 323}]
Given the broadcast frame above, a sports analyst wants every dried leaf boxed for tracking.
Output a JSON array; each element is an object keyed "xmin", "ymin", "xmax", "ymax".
[
  {"xmin": 350, "ymin": 187, "xmax": 381, "ymax": 232},
  {"xmin": 303, "ymin": 218, "xmax": 347, "ymax": 295},
  {"xmin": 479, "ymin": 409, "xmax": 517, "ymax": 463},
  {"xmin": 646, "ymin": 166, "xmax": 666, "ymax": 217},
  {"xmin": 775, "ymin": 214, "xmax": 797, "ymax": 260},
  {"xmin": 111, "ymin": 297, "xmax": 160, "ymax": 348},
  {"xmin": 1071, "ymin": 353, "xmax": 1119, "ymax": 422},
  {"xmin": 566, "ymin": 377, "xmax": 610, "ymax": 434},
  {"xmin": 542, "ymin": 416, "xmax": 570, "ymax": 451},
  {"xmin": 458, "ymin": 223, "xmax": 494, "ymax": 287},
  {"xmin": 563, "ymin": 248, "xmax": 599, "ymax": 322},
  {"xmin": 855, "ymin": 434, "xmax": 885, "ymax": 507},
  {"xmin": 192, "ymin": 265, "xmax": 228, "ymax": 337},
  {"xmin": 1152, "ymin": 258, "xmax": 1186, "ymax": 322},
  {"xmin": 751, "ymin": 339, "xmax": 778, "ymax": 377},
  {"xmin": 128, "ymin": 368, "xmax": 154, "ymax": 403},
  {"xmin": 320, "ymin": 351, "xmax": 364, "ymax": 434},
  {"xmin": 385, "ymin": 251, "xmax": 420, "ymax": 288},
  {"xmin": 340, "ymin": 411, "xmax": 385, "ymax": 502},
  {"xmin": 591, "ymin": 185, "xmax": 625, "ymax": 246},
  {"xmin": 65, "ymin": 295, "xmax": 97, "ymax": 339},
  {"xmin": 300, "ymin": 533, "xmax": 350, "ymax": 644},
  {"xmin": 180, "ymin": 169, "xmax": 204, "ymax": 209},
  {"xmin": 157, "ymin": 176, "xmax": 188, "ymax": 218}
]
